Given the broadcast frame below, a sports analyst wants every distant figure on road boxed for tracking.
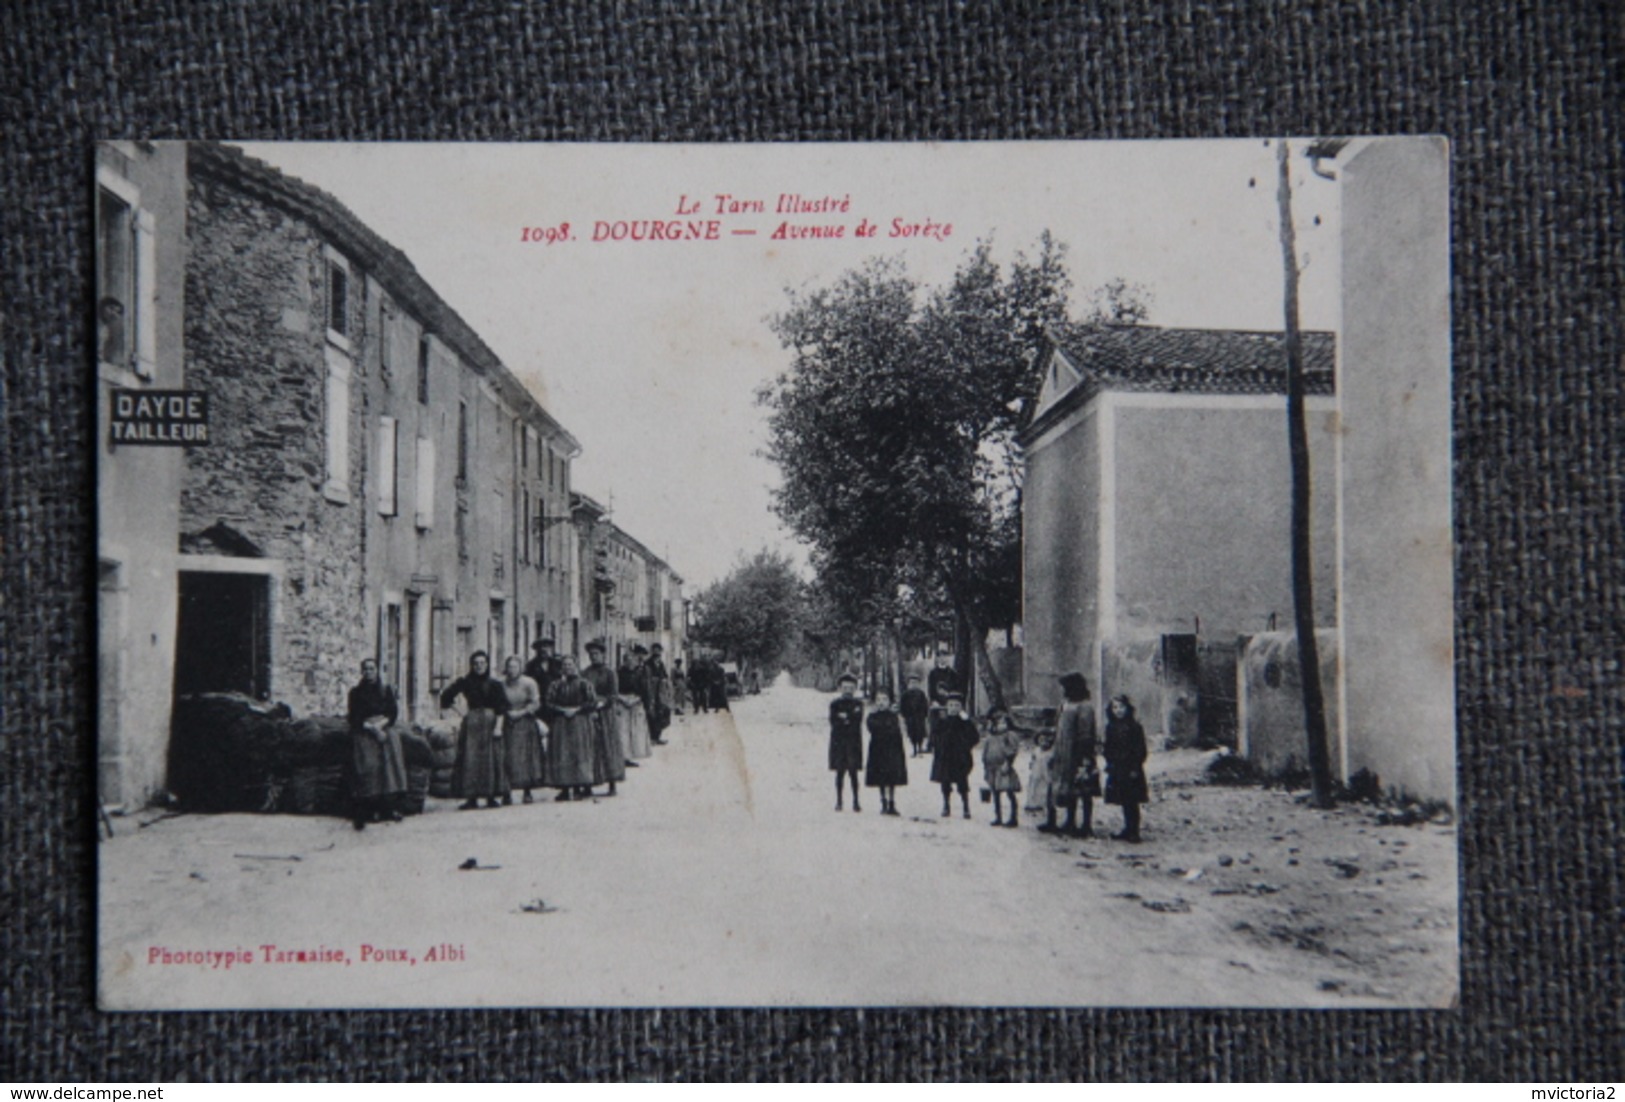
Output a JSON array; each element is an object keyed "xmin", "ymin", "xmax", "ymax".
[
  {"xmin": 899, "ymin": 672, "xmax": 930, "ymax": 757},
  {"xmin": 500, "ymin": 655, "xmax": 547, "ymax": 806},
  {"xmin": 930, "ymin": 691, "xmax": 979, "ymax": 820},
  {"xmin": 828, "ymin": 673, "xmax": 865, "ymax": 812},
  {"xmin": 926, "ymin": 650, "xmax": 959, "ymax": 752},
  {"xmin": 347, "ymin": 658, "xmax": 406, "ymax": 830},
  {"xmin": 1104, "ymin": 694, "xmax": 1149, "ymax": 843},
  {"xmin": 646, "ymin": 643, "xmax": 673, "ymax": 744},
  {"xmin": 707, "ymin": 659, "xmax": 730, "ymax": 712},
  {"xmin": 981, "ymin": 709, "xmax": 1022, "ymax": 828},
  {"xmin": 687, "ymin": 659, "xmax": 710, "ymax": 714},
  {"xmin": 439, "ymin": 651, "xmax": 511, "ymax": 811},
  {"xmin": 671, "ymin": 659, "xmax": 689, "ymax": 715},
  {"xmin": 1040, "ymin": 672, "xmax": 1099, "ymax": 838},
  {"xmin": 863, "ymin": 687, "xmax": 907, "ymax": 816}
]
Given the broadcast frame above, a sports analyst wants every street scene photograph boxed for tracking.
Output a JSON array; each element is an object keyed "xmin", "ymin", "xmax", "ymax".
[{"xmin": 95, "ymin": 138, "xmax": 1455, "ymax": 1009}]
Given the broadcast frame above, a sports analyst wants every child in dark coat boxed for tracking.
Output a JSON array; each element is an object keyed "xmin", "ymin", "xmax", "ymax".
[
  {"xmin": 899, "ymin": 673, "xmax": 930, "ymax": 757},
  {"xmin": 828, "ymin": 673, "xmax": 865, "ymax": 812},
  {"xmin": 1104, "ymin": 694, "xmax": 1150, "ymax": 842},
  {"xmin": 930, "ymin": 691, "xmax": 979, "ymax": 819},
  {"xmin": 864, "ymin": 688, "xmax": 908, "ymax": 816}
]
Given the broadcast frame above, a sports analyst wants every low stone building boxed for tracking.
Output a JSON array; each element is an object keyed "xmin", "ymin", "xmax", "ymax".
[
  {"xmin": 570, "ymin": 491, "xmax": 685, "ymax": 665},
  {"xmin": 175, "ymin": 141, "xmax": 581, "ymax": 724},
  {"xmin": 1018, "ymin": 325, "xmax": 1339, "ymax": 750}
]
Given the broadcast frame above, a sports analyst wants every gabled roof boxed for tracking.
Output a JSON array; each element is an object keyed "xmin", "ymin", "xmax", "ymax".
[
  {"xmin": 1022, "ymin": 324, "xmax": 1336, "ymax": 444},
  {"xmin": 188, "ymin": 142, "xmax": 581, "ymax": 456}
]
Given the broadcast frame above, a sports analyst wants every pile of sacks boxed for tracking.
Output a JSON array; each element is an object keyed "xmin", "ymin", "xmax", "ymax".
[{"xmin": 170, "ymin": 693, "xmax": 434, "ymax": 817}]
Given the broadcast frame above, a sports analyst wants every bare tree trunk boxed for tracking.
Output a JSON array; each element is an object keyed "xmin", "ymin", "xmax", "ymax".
[{"xmin": 1277, "ymin": 139, "xmax": 1336, "ymax": 809}]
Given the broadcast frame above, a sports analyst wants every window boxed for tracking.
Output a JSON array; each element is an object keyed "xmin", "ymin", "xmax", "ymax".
[
  {"xmin": 96, "ymin": 172, "xmax": 155, "ymax": 380},
  {"xmin": 323, "ymin": 346, "xmax": 351, "ymax": 504},
  {"xmin": 456, "ymin": 501, "xmax": 468, "ymax": 562},
  {"xmin": 417, "ymin": 335, "xmax": 431, "ymax": 405},
  {"xmin": 521, "ymin": 488, "xmax": 531, "ymax": 564},
  {"xmin": 324, "ymin": 248, "xmax": 352, "ymax": 350},
  {"xmin": 377, "ymin": 416, "xmax": 398, "ymax": 516},
  {"xmin": 414, "ymin": 437, "xmax": 435, "ymax": 529},
  {"xmin": 457, "ymin": 400, "xmax": 469, "ymax": 483},
  {"xmin": 379, "ymin": 303, "xmax": 394, "ymax": 387},
  {"xmin": 535, "ymin": 499, "xmax": 547, "ymax": 568}
]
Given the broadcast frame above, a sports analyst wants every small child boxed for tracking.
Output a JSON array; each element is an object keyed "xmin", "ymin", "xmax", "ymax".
[
  {"xmin": 899, "ymin": 673, "xmax": 930, "ymax": 757},
  {"xmin": 828, "ymin": 673, "xmax": 865, "ymax": 812},
  {"xmin": 930, "ymin": 691, "xmax": 979, "ymax": 819},
  {"xmin": 864, "ymin": 688, "xmax": 908, "ymax": 816},
  {"xmin": 1025, "ymin": 728, "xmax": 1055, "ymax": 816},
  {"xmin": 1103, "ymin": 694, "xmax": 1149, "ymax": 842},
  {"xmin": 981, "ymin": 709, "xmax": 1022, "ymax": 827}
]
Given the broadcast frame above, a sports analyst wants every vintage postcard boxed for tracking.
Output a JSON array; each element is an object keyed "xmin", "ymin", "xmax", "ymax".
[{"xmin": 95, "ymin": 139, "xmax": 1455, "ymax": 1009}]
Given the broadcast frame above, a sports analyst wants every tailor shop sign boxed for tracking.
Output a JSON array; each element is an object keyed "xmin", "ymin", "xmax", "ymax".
[{"xmin": 110, "ymin": 389, "xmax": 209, "ymax": 446}]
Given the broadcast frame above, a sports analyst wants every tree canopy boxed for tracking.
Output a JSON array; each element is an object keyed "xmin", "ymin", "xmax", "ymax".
[
  {"xmin": 758, "ymin": 234, "xmax": 1146, "ymax": 709},
  {"xmin": 687, "ymin": 549, "xmax": 804, "ymax": 672}
]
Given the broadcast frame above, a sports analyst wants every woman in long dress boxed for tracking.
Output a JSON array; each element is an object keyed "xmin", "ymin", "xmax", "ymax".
[
  {"xmin": 545, "ymin": 655, "xmax": 600, "ymax": 801},
  {"xmin": 439, "ymin": 651, "xmax": 510, "ymax": 810},
  {"xmin": 1041, "ymin": 672, "xmax": 1100, "ymax": 838},
  {"xmin": 347, "ymin": 657, "xmax": 408, "ymax": 830},
  {"xmin": 580, "ymin": 641, "xmax": 626, "ymax": 796},
  {"xmin": 500, "ymin": 655, "xmax": 547, "ymax": 805},
  {"xmin": 619, "ymin": 651, "xmax": 654, "ymax": 760}
]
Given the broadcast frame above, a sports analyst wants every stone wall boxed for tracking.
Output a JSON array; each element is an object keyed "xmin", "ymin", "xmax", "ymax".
[
  {"xmin": 181, "ymin": 178, "xmax": 368, "ymax": 716},
  {"xmin": 1238, "ymin": 629, "xmax": 1343, "ymax": 778}
]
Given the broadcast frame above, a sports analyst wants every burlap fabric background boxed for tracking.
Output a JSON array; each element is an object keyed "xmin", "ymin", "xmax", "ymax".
[{"xmin": 2, "ymin": 1, "xmax": 1619, "ymax": 1082}]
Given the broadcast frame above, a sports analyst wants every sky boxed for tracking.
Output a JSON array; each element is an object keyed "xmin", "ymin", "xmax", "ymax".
[{"xmin": 237, "ymin": 140, "xmax": 1342, "ymax": 590}]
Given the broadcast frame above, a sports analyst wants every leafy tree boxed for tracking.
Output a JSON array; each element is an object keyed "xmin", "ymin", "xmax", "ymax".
[
  {"xmin": 760, "ymin": 235, "xmax": 1102, "ymax": 711},
  {"xmin": 687, "ymin": 549, "xmax": 805, "ymax": 674}
]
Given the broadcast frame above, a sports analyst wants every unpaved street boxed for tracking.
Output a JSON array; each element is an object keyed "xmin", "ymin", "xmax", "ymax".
[{"xmin": 100, "ymin": 681, "xmax": 1456, "ymax": 1008}]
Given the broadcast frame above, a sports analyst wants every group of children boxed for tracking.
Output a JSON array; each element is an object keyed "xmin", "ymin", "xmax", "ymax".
[{"xmin": 827, "ymin": 670, "xmax": 1149, "ymax": 841}]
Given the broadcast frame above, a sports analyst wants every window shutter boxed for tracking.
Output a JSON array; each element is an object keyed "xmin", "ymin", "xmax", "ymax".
[
  {"xmin": 323, "ymin": 350, "xmax": 351, "ymax": 503},
  {"xmin": 378, "ymin": 416, "xmax": 398, "ymax": 515},
  {"xmin": 134, "ymin": 208, "xmax": 158, "ymax": 380},
  {"xmin": 416, "ymin": 437, "xmax": 435, "ymax": 529}
]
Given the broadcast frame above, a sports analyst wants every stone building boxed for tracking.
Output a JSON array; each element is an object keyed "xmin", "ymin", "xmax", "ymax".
[
  {"xmin": 1018, "ymin": 325, "xmax": 1339, "ymax": 750},
  {"xmin": 176, "ymin": 141, "xmax": 580, "ymax": 724},
  {"xmin": 570, "ymin": 491, "xmax": 686, "ymax": 666},
  {"xmin": 1019, "ymin": 137, "xmax": 1454, "ymax": 807},
  {"xmin": 96, "ymin": 141, "xmax": 190, "ymax": 811}
]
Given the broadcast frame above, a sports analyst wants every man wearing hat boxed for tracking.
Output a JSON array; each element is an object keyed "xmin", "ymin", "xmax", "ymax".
[
  {"xmin": 525, "ymin": 637, "xmax": 560, "ymax": 704},
  {"xmin": 926, "ymin": 649, "xmax": 959, "ymax": 753},
  {"xmin": 645, "ymin": 642, "xmax": 673, "ymax": 745},
  {"xmin": 900, "ymin": 671, "xmax": 930, "ymax": 757}
]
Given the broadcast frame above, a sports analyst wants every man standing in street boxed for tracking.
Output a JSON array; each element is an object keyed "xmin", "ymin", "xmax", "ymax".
[
  {"xmin": 926, "ymin": 649, "xmax": 959, "ymax": 754},
  {"xmin": 646, "ymin": 642, "xmax": 673, "ymax": 744},
  {"xmin": 526, "ymin": 637, "xmax": 560, "ymax": 704}
]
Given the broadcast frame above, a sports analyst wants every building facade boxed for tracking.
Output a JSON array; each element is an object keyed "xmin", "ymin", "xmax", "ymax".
[
  {"xmin": 96, "ymin": 141, "xmax": 190, "ymax": 811},
  {"xmin": 570, "ymin": 491, "xmax": 686, "ymax": 666},
  {"xmin": 1019, "ymin": 326, "xmax": 1339, "ymax": 749},
  {"xmin": 175, "ymin": 142, "xmax": 582, "ymax": 724}
]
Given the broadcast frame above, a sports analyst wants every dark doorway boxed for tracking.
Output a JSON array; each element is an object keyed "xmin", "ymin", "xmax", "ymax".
[
  {"xmin": 1158, "ymin": 633, "xmax": 1200, "ymax": 746},
  {"xmin": 175, "ymin": 571, "xmax": 270, "ymax": 699},
  {"xmin": 1195, "ymin": 638, "xmax": 1241, "ymax": 749}
]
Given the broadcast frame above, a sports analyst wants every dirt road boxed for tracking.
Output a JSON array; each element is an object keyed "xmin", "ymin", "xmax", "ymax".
[{"xmin": 99, "ymin": 682, "xmax": 1456, "ymax": 1008}]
